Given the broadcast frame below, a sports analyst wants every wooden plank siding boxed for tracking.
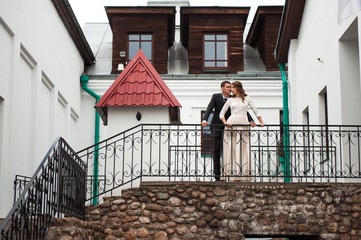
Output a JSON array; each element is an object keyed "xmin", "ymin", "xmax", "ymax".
[
  {"xmin": 181, "ymin": 7, "xmax": 250, "ymax": 74},
  {"xmin": 246, "ymin": 6, "xmax": 283, "ymax": 71},
  {"xmin": 106, "ymin": 7, "xmax": 175, "ymax": 74},
  {"xmin": 264, "ymin": 15, "xmax": 282, "ymax": 71}
]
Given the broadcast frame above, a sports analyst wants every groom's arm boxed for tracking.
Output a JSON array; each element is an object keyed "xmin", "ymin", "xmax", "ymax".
[
  {"xmin": 247, "ymin": 112, "xmax": 256, "ymax": 127},
  {"xmin": 247, "ymin": 111, "xmax": 254, "ymax": 122},
  {"xmin": 202, "ymin": 94, "xmax": 217, "ymax": 123}
]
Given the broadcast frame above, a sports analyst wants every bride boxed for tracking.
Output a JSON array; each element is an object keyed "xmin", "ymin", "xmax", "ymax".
[{"xmin": 219, "ymin": 81, "xmax": 264, "ymax": 181}]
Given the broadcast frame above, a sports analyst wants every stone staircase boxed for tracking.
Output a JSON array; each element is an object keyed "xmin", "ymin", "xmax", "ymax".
[{"xmin": 44, "ymin": 181, "xmax": 361, "ymax": 240}]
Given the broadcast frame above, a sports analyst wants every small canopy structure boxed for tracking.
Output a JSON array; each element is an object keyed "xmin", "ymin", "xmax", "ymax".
[{"xmin": 95, "ymin": 50, "xmax": 181, "ymax": 125}]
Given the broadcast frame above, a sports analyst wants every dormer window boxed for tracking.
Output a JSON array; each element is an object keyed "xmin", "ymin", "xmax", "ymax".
[
  {"xmin": 203, "ymin": 34, "xmax": 228, "ymax": 69},
  {"xmin": 128, "ymin": 34, "xmax": 153, "ymax": 63}
]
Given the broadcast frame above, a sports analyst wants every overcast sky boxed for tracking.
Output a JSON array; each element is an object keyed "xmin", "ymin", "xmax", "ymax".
[{"xmin": 69, "ymin": 0, "xmax": 285, "ymax": 28}]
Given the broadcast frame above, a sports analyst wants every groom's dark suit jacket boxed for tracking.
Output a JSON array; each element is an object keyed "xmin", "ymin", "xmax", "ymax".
[{"xmin": 202, "ymin": 93, "xmax": 254, "ymax": 125}]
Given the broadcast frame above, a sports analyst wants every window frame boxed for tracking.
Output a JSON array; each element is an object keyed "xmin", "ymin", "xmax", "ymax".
[
  {"xmin": 202, "ymin": 33, "xmax": 229, "ymax": 70},
  {"xmin": 127, "ymin": 33, "xmax": 154, "ymax": 64}
]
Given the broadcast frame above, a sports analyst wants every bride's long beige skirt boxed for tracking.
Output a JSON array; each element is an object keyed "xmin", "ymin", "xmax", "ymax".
[{"xmin": 222, "ymin": 115, "xmax": 251, "ymax": 181}]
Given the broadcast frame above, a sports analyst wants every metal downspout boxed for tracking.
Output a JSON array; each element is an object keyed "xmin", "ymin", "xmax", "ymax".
[
  {"xmin": 278, "ymin": 63, "xmax": 291, "ymax": 182},
  {"xmin": 80, "ymin": 75, "xmax": 100, "ymax": 204}
]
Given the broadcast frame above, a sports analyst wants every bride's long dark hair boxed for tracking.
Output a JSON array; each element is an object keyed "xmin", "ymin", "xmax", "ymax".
[{"xmin": 232, "ymin": 81, "xmax": 247, "ymax": 101}]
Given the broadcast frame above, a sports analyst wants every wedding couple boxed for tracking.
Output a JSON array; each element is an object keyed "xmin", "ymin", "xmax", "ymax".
[{"xmin": 201, "ymin": 81, "xmax": 265, "ymax": 182}]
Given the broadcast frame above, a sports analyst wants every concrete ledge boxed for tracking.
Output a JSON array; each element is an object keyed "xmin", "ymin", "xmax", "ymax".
[{"xmin": 140, "ymin": 180, "xmax": 361, "ymax": 188}]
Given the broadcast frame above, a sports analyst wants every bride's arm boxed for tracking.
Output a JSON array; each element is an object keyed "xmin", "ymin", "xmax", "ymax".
[
  {"xmin": 257, "ymin": 116, "xmax": 265, "ymax": 127},
  {"xmin": 220, "ymin": 100, "xmax": 232, "ymax": 127},
  {"xmin": 248, "ymin": 96, "xmax": 265, "ymax": 126}
]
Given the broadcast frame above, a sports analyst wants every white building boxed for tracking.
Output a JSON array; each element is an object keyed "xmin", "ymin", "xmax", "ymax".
[
  {"xmin": 274, "ymin": 0, "xmax": 361, "ymax": 184},
  {"xmin": 275, "ymin": 0, "xmax": 361, "ymax": 125},
  {"xmin": 0, "ymin": 0, "xmax": 94, "ymax": 217},
  {"xmin": 0, "ymin": 0, "xmax": 284, "ymax": 217}
]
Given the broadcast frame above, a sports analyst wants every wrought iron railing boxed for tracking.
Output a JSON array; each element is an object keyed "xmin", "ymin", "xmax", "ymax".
[
  {"xmin": 13, "ymin": 175, "xmax": 32, "ymax": 205},
  {"xmin": 0, "ymin": 137, "xmax": 87, "ymax": 240},
  {"xmin": 77, "ymin": 124, "xmax": 361, "ymax": 204}
]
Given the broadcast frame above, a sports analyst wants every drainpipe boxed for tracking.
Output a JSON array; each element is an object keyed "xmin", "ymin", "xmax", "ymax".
[
  {"xmin": 80, "ymin": 74, "xmax": 100, "ymax": 204},
  {"xmin": 278, "ymin": 63, "xmax": 291, "ymax": 183}
]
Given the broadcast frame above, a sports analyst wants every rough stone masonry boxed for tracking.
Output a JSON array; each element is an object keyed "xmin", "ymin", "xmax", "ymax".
[{"xmin": 46, "ymin": 182, "xmax": 361, "ymax": 240}]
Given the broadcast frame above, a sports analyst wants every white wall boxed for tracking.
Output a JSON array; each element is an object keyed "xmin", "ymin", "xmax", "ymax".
[
  {"xmin": 88, "ymin": 77, "xmax": 283, "ymax": 128},
  {"xmin": 285, "ymin": 0, "xmax": 361, "ymax": 183},
  {"xmin": 78, "ymin": 95, "xmax": 100, "ymax": 151},
  {"xmin": 0, "ymin": 0, "xmax": 86, "ymax": 217},
  {"xmin": 107, "ymin": 107, "xmax": 170, "ymax": 137},
  {"xmin": 287, "ymin": 0, "xmax": 361, "ymax": 125},
  {"xmin": 81, "ymin": 76, "xmax": 283, "ymax": 200},
  {"xmin": 0, "ymin": 15, "xmax": 15, "ymax": 218},
  {"xmin": 339, "ymin": 24, "xmax": 361, "ymax": 125},
  {"xmin": 83, "ymin": 77, "xmax": 283, "ymax": 168},
  {"xmin": 164, "ymin": 79, "xmax": 283, "ymax": 125},
  {"xmin": 0, "ymin": 0, "xmax": 285, "ymax": 218}
]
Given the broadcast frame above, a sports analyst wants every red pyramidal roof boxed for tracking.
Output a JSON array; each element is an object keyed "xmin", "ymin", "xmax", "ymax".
[{"xmin": 95, "ymin": 49, "xmax": 181, "ymax": 125}]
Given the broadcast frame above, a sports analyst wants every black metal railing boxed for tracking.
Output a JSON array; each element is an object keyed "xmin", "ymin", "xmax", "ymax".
[
  {"xmin": 13, "ymin": 175, "xmax": 32, "ymax": 205},
  {"xmin": 0, "ymin": 137, "xmax": 87, "ymax": 240},
  {"xmin": 77, "ymin": 124, "xmax": 361, "ymax": 204}
]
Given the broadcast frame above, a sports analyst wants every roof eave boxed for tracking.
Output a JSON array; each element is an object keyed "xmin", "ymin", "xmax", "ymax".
[
  {"xmin": 106, "ymin": 6, "xmax": 176, "ymax": 29},
  {"xmin": 245, "ymin": 6, "xmax": 284, "ymax": 47},
  {"xmin": 52, "ymin": 0, "xmax": 95, "ymax": 66},
  {"xmin": 180, "ymin": 6, "xmax": 251, "ymax": 15},
  {"xmin": 274, "ymin": 0, "xmax": 306, "ymax": 63},
  {"xmin": 95, "ymin": 106, "xmax": 108, "ymax": 126},
  {"xmin": 105, "ymin": 6, "xmax": 176, "ymax": 46}
]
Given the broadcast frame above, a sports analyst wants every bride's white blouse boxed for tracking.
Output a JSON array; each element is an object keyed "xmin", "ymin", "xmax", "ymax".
[{"xmin": 219, "ymin": 96, "xmax": 260, "ymax": 119}]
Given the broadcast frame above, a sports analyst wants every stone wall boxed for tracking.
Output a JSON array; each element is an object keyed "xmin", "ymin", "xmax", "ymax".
[
  {"xmin": 47, "ymin": 182, "xmax": 361, "ymax": 240},
  {"xmin": 46, "ymin": 218, "xmax": 106, "ymax": 240}
]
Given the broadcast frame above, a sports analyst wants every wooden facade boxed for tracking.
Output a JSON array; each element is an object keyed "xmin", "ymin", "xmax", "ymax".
[
  {"xmin": 246, "ymin": 6, "xmax": 283, "ymax": 71},
  {"xmin": 181, "ymin": 7, "xmax": 250, "ymax": 74},
  {"xmin": 106, "ymin": 7, "xmax": 175, "ymax": 74}
]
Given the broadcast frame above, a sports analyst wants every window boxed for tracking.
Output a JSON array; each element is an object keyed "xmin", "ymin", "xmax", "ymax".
[
  {"xmin": 128, "ymin": 34, "xmax": 153, "ymax": 63},
  {"xmin": 203, "ymin": 34, "xmax": 228, "ymax": 69},
  {"xmin": 302, "ymin": 106, "xmax": 311, "ymax": 172},
  {"xmin": 319, "ymin": 88, "xmax": 328, "ymax": 126},
  {"xmin": 302, "ymin": 106, "xmax": 310, "ymax": 126},
  {"xmin": 319, "ymin": 88, "xmax": 330, "ymax": 161}
]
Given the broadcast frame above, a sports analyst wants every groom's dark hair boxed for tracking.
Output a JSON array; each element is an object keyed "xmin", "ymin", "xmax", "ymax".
[{"xmin": 221, "ymin": 80, "xmax": 231, "ymax": 88}]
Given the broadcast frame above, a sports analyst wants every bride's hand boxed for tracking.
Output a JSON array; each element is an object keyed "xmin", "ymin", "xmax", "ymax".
[{"xmin": 226, "ymin": 122, "xmax": 232, "ymax": 127}]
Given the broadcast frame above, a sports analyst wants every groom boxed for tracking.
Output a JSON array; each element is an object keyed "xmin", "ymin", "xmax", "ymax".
[{"xmin": 202, "ymin": 81, "xmax": 255, "ymax": 181}]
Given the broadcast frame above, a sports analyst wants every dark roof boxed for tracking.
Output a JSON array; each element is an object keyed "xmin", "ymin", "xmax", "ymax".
[
  {"xmin": 51, "ymin": 0, "xmax": 95, "ymax": 66},
  {"xmin": 95, "ymin": 50, "xmax": 181, "ymax": 125},
  {"xmin": 105, "ymin": 6, "xmax": 176, "ymax": 24},
  {"xmin": 105, "ymin": 6, "xmax": 176, "ymax": 47},
  {"xmin": 274, "ymin": 0, "xmax": 306, "ymax": 63},
  {"xmin": 246, "ymin": 6, "xmax": 284, "ymax": 47}
]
